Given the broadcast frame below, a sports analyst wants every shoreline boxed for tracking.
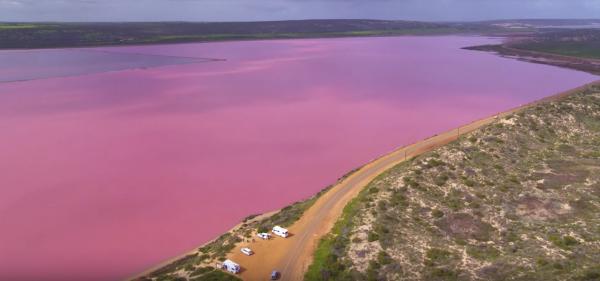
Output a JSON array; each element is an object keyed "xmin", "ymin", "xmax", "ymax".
[
  {"xmin": 464, "ymin": 44, "xmax": 600, "ymax": 75},
  {"xmin": 0, "ymin": 31, "xmax": 482, "ymax": 52},
  {"xmin": 127, "ymin": 210, "xmax": 278, "ymax": 281},
  {"xmin": 133, "ymin": 80, "xmax": 600, "ymax": 280}
]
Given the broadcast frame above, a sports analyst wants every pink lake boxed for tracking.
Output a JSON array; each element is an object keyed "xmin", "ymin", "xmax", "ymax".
[{"xmin": 0, "ymin": 36, "xmax": 596, "ymax": 280}]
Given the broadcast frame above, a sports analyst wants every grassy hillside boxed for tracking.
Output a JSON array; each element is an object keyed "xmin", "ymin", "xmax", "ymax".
[
  {"xmin": 306, "ymin": 85, "xmax": 600, "ymax": 281},
  {"xmin": 0, "ymin": 20, "xmax": 456, "ymax": 49},
  {"xmin": 0, "ymin": 19, "xmax": 531, "ymax": 50},
  {"xmin": 511, "ymin": 29, "xmax": 600, "ymax": 59}
]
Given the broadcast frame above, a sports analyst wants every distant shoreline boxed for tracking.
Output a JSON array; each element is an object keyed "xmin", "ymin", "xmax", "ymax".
[
  {"xmin": 0, "ymin": 31, "xmax": 478, "ymax": 52},
  {"xmin": 0, "ymin": 19, "xmax": 525, "ymax": 50},
  {"xmin": 0, "ymin": 32, "xmax": 478, "ymax": 52},
  {"xmin": 3, "ymin": 19, "xmax": 600, "ymax": 51}
]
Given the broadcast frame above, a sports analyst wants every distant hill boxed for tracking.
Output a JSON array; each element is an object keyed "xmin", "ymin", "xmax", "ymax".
[
  {"xmin": 0, "ymin": 19, "xmax": 516, "ymax": 49},
  {"xmin": 306, "ymin": 85, "xmax": 600, "ymax": 281},
  {"xmin": 0, "ymin": 20, "xmax": 450, "ymax": 49},
  {"xmin": 3, "ymin": 19, "xmax": 600, "ymax": 50}
]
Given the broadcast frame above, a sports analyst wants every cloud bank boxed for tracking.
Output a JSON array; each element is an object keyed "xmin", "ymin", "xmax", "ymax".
[{"xmin": 0, "ymin": 0, "xmax": 599, "ymax": 22}]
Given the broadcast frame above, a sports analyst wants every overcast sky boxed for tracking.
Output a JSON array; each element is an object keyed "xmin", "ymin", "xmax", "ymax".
[{"xmin": 1, "ymin": 0, "xmax": 599, "ymax": 22}]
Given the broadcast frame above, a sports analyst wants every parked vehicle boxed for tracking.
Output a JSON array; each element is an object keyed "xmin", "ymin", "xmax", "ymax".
[
  {"xmin": 272, "ymin": 226, "xmax": 289, "ymax": 238},
  {"xmin": 271, "ymin": 270, "xmax": 280, "ymax": 280},
  {"xmin": 221, "ymin": 259, "xmax": 240, "ymax": 274},
  {"xmin": 241, "ymin": 247, "xmax": 254, "ymax": 256},
  {"xmin": 257, "ymin": 232, "xmax": 271, "ymax": 240}
]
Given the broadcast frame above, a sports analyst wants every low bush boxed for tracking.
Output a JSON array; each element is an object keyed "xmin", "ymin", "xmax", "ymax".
[
  {"xmin": 432, "ymin": 209, "xmax": 444, "ymax": 218},
  {"xmin": 549, "ymin": 235, "xmax": 580, "ymax": 249},
  {"xmin": 367, "ymin": 231, "xmax": 380, "ymax": 242}
]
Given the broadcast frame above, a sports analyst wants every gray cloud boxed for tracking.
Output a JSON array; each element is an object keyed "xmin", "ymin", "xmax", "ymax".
[{"xmin": 0, "ymin": 0, "xmax": 598, "ymax": 22}]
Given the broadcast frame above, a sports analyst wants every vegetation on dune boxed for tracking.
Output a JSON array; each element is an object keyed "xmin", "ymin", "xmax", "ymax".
[
  {"xmin": 305, "ymin": 85, "xmax": 600, "ymax": 281},
  {"xmin": 137, "ymin": 266, "xmax": 239, "ymax": 281}
]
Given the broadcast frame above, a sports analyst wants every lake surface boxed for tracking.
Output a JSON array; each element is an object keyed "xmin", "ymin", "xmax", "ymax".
[
  {"xmin": 0, "ymin": 49, "xmax": 208, "ymax": 83},
  {"xmin": 0, "ymin": 36, "xmax": 596, "ymax": 280}
]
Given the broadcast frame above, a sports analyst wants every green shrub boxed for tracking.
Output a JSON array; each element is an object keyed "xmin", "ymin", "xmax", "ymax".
[
  {"xmin": 190, "ymin": 270, "xmax": 241, "ymax": 281},
  {"xmin": 427, "ymin": 268, "xmax": 459, "ymax": 281},
  {"xmin": 435, "ymin": 174, "xmax": 449, "ymax": 186},
  {"xmin": 377, "ymin": 200, "xmax": 387, "ymax": 210},
  {"xmin": 508, "ymin": 175, "xmax": 520, "ymax": 184},
  {"xmin": 403, "ymin": 177, "xmax": 421, "ymax": 189},
  {"xmin": 455, "ymin": 239, "xmax": 467, "ymax": 246},
  {"xmin": 368, "ymin": 231, "xmax": 380, "ymax": 242},
  {"xmin": 464, "ymin": 178, "xmax": 476, "ymax": 187},
  {"xmin": 378, "ymin": 251, "xmax": 392, "ymax": 265},
  {"xmin": 466, "ymin": 245, "xmax": 500, "ymax": 261},
  {"xmin": 549, "ymin": 234, "xmax": 580, "ymax": 249},
  {"xmin": 578, "ymin": 266, "xmax": 600, "ymax": 281},
  {"xmin": 190, "ymin": 267, "xmax": 214, "ymax": 277},
  {"xmin": 242, "ymin": 214, "xmax": 259, "ymax": 222},
  {"xmin": 432, "ymin": 209, "xmax": 444, "ymax": 218},
  {"xmin": 390, "ymin": 192, "xmax": 408, "ymax": 207},
  {"xmin": 366, "ymin": 260, "xmax": 381, "ymax": 281},
  {"xmin": 425, "ymin": 248, "xmax": 453, "ymax": 267}
]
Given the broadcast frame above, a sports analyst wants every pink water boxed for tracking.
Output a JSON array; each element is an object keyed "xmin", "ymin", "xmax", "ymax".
[{"xmin": 0, "ymin": 36, "xmax": 596, "ymax": 280}]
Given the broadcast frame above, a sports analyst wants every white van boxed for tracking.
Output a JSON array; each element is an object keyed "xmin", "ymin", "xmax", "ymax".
[
  {"xmin": 257, "ymin": 232, "xmax": 271, "ymax": 240},
  {"xmin": 272, "ymin": 226, "xmax": 289, "ymax": 238},
  {"xmin": 222, "ymin": 259, "xmax": 240, "ymax": 274}
]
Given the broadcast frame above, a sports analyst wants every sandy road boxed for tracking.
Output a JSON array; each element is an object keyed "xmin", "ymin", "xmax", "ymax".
[{"xmin": 226, "ymin": 82, "xmax": 599, "ymax": 281}]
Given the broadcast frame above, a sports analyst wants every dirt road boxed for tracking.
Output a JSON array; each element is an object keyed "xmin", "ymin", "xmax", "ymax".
[{"xmin": 226, "ymin": 82, "xmax": 600, "ymax": 281}]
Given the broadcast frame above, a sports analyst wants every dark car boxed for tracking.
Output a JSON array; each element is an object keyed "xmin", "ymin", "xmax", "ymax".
[{"xmin": 270, "ymin": 270, "xmax": 280, "ymax": 280}]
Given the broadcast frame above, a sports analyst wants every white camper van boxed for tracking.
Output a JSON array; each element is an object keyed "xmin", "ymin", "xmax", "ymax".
[
  {"xmin": 222, "ymin": 259, "xmax": 240, "ymax": 274},
  {"xmin": 272, "ymin": 226, "xmax": 289, "ymax": 238}
]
